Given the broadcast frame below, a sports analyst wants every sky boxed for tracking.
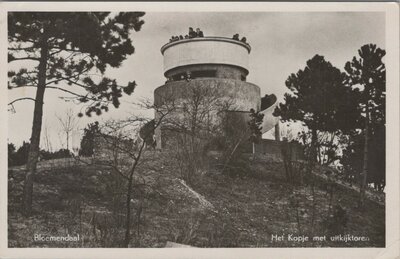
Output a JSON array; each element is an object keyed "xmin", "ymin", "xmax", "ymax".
[{"xmin": 7, "ymin": 12, "xmax": 385, "ymax": 151}]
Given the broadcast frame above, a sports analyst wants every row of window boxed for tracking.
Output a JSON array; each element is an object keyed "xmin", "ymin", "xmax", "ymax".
[{"xmin": 167, "ymin": 70, "xmax": 246, "ymax": 82}]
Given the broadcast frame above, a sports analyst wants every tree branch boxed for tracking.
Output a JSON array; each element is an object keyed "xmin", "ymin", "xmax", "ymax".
[
  {"xmin": 45, "ymin": 67, "xmax": 91, "ymax": 87},
  {"xmin": 47, "ymin": 77, "xmax": 90, "ymax": 89},
  {"xmin": 9, "ymin": 84, "xmax": 37, "ymax": 89},
  {"xmin": 46, "ymin": 86, "xmax": 89, "ymax": 98},
  {"xmin": 9, "ymin": 56, "xmax": 40, "ymax": 62},
  {"xmin": 8, "ymin": 97, "xmax": 36, "ymax": 106},
  {"xmin": 8, "ymin": 36, "xmax": 37, "ymax": 44},
  {"xmin": 8, "ymin": 46, "xmax": 37, "ymax": 51},
  {"xmin": 49, "ymin": 49, "xmax": 63, "ymax": 56},
  {"xmin": 50, "ymin": 46, "xmax": 77, "ymax": 52}
]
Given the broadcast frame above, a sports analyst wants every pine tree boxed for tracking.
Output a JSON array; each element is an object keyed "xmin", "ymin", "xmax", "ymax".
[
  {"xmin": 79, "ymin": 121, "xmax": 100, "ymax": 157},
  {"xmin": 8, "ymin": 143, "xmax": 16, "ymax": 166},
  {"xmin": 274, "ymin": 55, "xmax": 360, "ymax": 168},
  {"xmin": 248, "ymin": 108, "xmax": 264, "ymax": 154},
  {"xmin": 8, "ymin": 12, "xmax": 145, "ymax": 215},
  {"xmin": 344, "ymin": 44, "xmax": 386, "ymax": 204}
]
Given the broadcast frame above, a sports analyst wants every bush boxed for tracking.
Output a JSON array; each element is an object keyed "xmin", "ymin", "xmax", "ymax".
[
  {"xmin": 324, "ymin": 204, "xmax": 348, "ymax": 235},
  {"xmin": 79, "ymin": 121, "xmax": 100, "ymax": 157},
  {"xmin": 8, "ymin": 141, "xmax": 30, "ymax": 166},
  {"xmin": 40, "ymin": 149, "xmax": 72, "ymax": 160}
]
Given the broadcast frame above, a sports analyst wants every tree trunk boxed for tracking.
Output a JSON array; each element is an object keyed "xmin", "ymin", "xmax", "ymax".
[
  {"xmin": 124, "ymin": 174, "xmax": 133, "ymax": 247},
  {"xmin": 360, "ymin": 102, "xmax": 370, "ymax": 206},
  {"xmin": 274, "ymin": 122, "xmax": 280, "ymax": 141},
  {"xmin": 135, "ymin": 200, "xmax": 142, "ymax": 247},
  {"xmin": 311, "ymin": 129, "xmax": 318, "ymax": 163},
  {"xmin": 306, "ymin": 129, "xmax": 318, "ymax": 175},
  {"xmin": 23, "ymin": 30, "xmax": 48, "ymax": 216},
  {"xmin": 66, "ymin": 132, "xmax": 69, "ymax": 151}
]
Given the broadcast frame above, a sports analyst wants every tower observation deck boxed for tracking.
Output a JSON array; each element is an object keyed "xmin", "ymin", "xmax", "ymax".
[{"xmin": 161, "ymin": 36, "xmax": 251, "ymax": 81}]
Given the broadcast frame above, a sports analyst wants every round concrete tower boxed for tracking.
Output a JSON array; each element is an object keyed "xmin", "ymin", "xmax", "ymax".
[{"xmin": 154, "ymin": 36, "xmax": 277, "ymax": 149}]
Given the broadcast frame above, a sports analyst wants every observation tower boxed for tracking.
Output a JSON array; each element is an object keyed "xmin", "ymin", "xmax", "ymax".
[{"xmin": 153, "ymin": 35, "xmax": 279, "ymax": 149}]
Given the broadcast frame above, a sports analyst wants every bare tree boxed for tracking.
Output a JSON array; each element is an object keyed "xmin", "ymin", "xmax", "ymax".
[
  {"xmin": 163, "ymin": 82, "xmax": 236, "ymax": 184},
  {"xmin": 92, "ymin": 100, "xmax": 175, "ymax": 247},
  {"xmin": 56, "ymin": 108, "xmax": 79, "ymax": 152},
  {"xmin": 42, "ymin": 121, "xmax": 53, "ymax": 152}
]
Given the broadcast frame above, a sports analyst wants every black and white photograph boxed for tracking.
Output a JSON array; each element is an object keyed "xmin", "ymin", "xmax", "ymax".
[{"xmin": 1, "ymin": 2, "xmax": 399, "ymax": 258}]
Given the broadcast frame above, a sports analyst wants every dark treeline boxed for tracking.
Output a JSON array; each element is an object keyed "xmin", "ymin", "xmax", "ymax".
[{"xmin": 8, "ymin": 141, "xmax": 72, "ymax": 167}]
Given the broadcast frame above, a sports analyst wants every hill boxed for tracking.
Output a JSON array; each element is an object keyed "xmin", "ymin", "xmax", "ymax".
[{"xmin": 8, "ymin": 153, "xmax": 385, "ymax": 247}]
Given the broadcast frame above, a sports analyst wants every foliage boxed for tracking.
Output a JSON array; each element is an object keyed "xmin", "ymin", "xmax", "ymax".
[
  {"xmin": 274, "ymin": 46, "xmax": 386, "ymax": 199},
  {"xmin": 275, "ymin": 44, "xmax": 386, "ymax": 194},
  {"xmin": 344, "ymin": 44, "xmax": 386, "ymax": 124},
  {"xmin": 280, "ymin": 139, "xmax": 305, "ymax": 184},
  {"xmin": 8, "ymin": 12, "xmax": 145, "ymax": 215},
  {"xmin": 8, "ymin": 143, "xmax": 16, "ymax": 165},
  {"xmin": 8, "ymin": 12, "xmax": 145, "ymax": 116},
  {"xmin": 79, "ymin": 121, "xmax": 100, "ymax": 157},
  {"xmin": 274, "ymin": 55, "xmax": 360, "ymax": 134},
  {"xmin": 8, "ymin": 141, "xmax": 30, "ymax": 166},
  {"xmin": 8, "ymin": 141, "xmax": 72, "ymax": 166},
  {"xmin": 298, "ymin": 130, "xmax": 345, "ymax": 166},
  {"xmin": 274, "ymin": 55, "xmax": 360, "ymax": 168},
  {"xmin": 139, "ymin": 120, "xmax": 156, "ymax": 148},
  {"xmin": 342, "ymin": 44, "xmax": 386, "ymax": 192},
  {"xmin": 40, "ymin": 148, "xmax": 72, "ymax": 160},
  {"xmin": 248, "ymin": 108, "xmax": 264, "ymax": 145},
  {"xmin": 366, "ymin": 125, "xmax": 385, "ymax": 190},
  {"xmin": 341, "ymin": 125, "xmax": 385, "ymax": 191}
]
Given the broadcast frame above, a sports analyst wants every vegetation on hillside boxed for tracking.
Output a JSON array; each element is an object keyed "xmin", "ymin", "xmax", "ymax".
[{"xmin": 8, "ymin": 152, "xmax": 385, "ymax": 248}]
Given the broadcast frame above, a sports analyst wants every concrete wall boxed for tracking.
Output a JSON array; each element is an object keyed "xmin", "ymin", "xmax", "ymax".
[
  {"xmin": 253, "ymin": 139, "xmax": 305, "ymax": 162},
  {"xmin": 162, "ymin": 37, "xmax": 250, "ymax": 75},
  {"xmin": 215, "ymin": 65, "xmax": 246, "ymax": 80},
  {"xmin": 154, "ymin": 78, "xmax": 260, "ymax": 111},
  {"xmin": 154, "ymin": 78, "xmax": 261, "ymax": 150}
]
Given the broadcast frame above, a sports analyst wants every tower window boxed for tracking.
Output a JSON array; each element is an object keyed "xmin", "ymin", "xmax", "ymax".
[
  {"xmin": 172, "ymin": 72, "xmax": 187, "ymax": 81},
  {"xmin": 192, "ymin": 70, "xmax": 216, "ymax": 79},
  {"xmin": 170, "ymin": 69, "xmax": 217, "ymax": 81}
]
